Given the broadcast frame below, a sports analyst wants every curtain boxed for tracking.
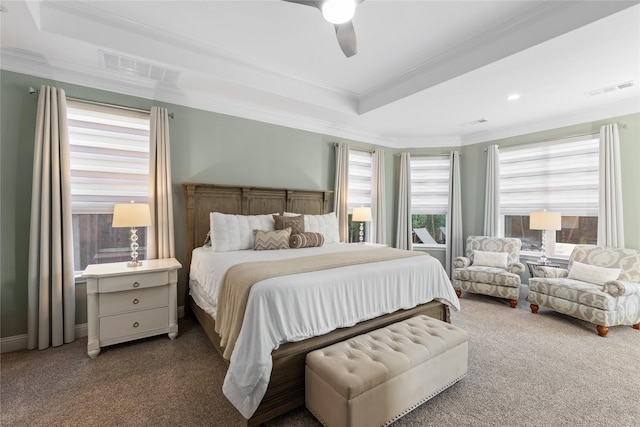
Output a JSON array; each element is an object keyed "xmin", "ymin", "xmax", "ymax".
[
  {"xmin": 27, "ymin": 85, "xmax": 75, "ymax": 350},
  {"xmin": 598, "ymin": 124, "xmax": 625, "ymax": 247},
  {"xmin": 396, "ymin": 152, "xmax": 412, "ymax": 250},
  {"xmin": 446, "ymin": 151, "xmax": 463, "ymax": 277},
  {"xmin": 148, "ymin": 107, "xmax": 175, "ymax": 259},
  {"xmin": 484, "ymin": 144, "xmax": 500, "ymax": 236},
  {"xmin": 371, "ymin": 149, "xmax": 386, "ymax": 244},
  {"xmin": 334, "ymin": 142, "xmax": 349, "ymax": 242}
]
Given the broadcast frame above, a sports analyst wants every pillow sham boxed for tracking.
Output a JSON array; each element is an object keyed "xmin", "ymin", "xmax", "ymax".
[
  {"xmin": 473, "ymin": 250, "xmax": 508, "ymax": 269},
  {"xmin": 290, "ymin": 232, "xmax": 324, "ymax": 249},
  {"xmin": 286, "ymin": 212, "xmax": 340, "ymax": 244},
  {"xmin": 209, "ymin": 212, "xmax": 276, "ymax": 252},
  {"xmin": 568, "ymin": 261, "xmax": 621, "ymax": 286},
  {"xmin": 253, "ymin": 228, "xmax": 291, "ymax": 250},
  {"xmin": 273, "ymin": 214, "xmax": 304, "ymax": 235}
]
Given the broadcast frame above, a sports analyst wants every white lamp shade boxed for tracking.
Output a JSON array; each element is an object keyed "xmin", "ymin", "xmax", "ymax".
[
  {"xmin": 352, "ymin": 206, "xmax": 372, "ymax": 222},
  {"xmin": 529, "ymin": 211, "xmax": 561, "ymax": 230},
  {"xmin": 112, "ymin": 203, "xmax": 151, "ymax": 227}
]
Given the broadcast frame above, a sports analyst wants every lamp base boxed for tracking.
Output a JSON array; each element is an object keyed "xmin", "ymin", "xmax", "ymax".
[
  {"xmin": 127, "ymin": 260, "xmax": 143, "ymax": 268},
  {"xmin": 358, "ymin": 222, "xmax": 364, "ymax": 244}
]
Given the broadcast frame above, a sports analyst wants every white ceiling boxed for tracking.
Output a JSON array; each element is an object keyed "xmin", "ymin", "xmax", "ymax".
[{"xmin": 1, "ymin": 0, "xmax": 639, "ymax": 147}]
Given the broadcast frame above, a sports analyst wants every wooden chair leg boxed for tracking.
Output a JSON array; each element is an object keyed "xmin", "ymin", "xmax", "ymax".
[
  {"xmin": 455, "ymin": 290, "xmax": 461, "ymax": 298},
  {"xmin": 596, "ymin": 325, "xmax": 609, "ymax": 337},
  {"xmin": 509, "ymin": 299, "xmax": 517, "ymax": 308},
  {"xmin": 530, "ymin": 304, "xmax": 539, "ymax": 313}
]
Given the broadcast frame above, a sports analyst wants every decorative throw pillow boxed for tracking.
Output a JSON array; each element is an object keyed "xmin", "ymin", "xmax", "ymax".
[
  {"xmin": 273, "ymin": 214, "xmax": 305, "ymax": 235},
  {"xmin": 473, "ymin": 250, "xmax": 508, "ymax": 269},
  {"xmin": 290, "ymin": 232, "xmax": 325, "ymax": 249},
  {"xmin": 253, "ymin": 228, "xmax": 291, "ymax": 250},
  {"xmin": 568, "ymin": 261, "xmax": 621, "ymax": 286}
]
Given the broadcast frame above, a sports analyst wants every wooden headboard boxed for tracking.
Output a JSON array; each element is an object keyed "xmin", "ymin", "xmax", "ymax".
[{"xmin": 182, "ymin": 183, "xmax": 333, "ymax": 268}]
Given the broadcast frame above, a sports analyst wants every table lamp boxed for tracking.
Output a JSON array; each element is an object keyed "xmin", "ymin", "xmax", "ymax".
[
  {"xmin": 112, "ymin": 202, "xmax": 151, "ymax": 267},
  {"xmin": 352, "ymin": 207, "xmax": 372, "ymax": 244},
  {"xmin": 529, "ymin": 211, "xmax": 561, "ymax": 264}
]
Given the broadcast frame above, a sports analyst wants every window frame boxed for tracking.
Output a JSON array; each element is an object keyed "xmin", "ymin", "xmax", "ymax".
[
  {"xmin": 410, "ymin": 155, "xmax": 450, "ymax": 249},
  {"xmin": 347, "ymin": 149, "xmax": 373, "ymax": 243}
]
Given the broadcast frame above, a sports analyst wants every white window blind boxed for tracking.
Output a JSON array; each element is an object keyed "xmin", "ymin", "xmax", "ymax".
[
  {"xmin": 499, "ymin": 137, "xmax": 599, "ymax": 216},
  {"xmin": 67, "ymin": 100, "xmax": 150, "ymax": 213},
  {"xmin": 348, "ymin": 149, "xmax": 372, "ymax": 212},
  {"xmin": 410, "ymin": 156, "xmax": 450, "ymax": 214}
]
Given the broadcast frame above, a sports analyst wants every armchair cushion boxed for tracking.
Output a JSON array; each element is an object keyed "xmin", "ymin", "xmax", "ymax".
[
  {"xmin": 473, "ymin": 250, "xmax": 508, "ymax": 269},
  {"xmin": 567, "ymin": 261, "xmax": 621, "ymax": 286}
]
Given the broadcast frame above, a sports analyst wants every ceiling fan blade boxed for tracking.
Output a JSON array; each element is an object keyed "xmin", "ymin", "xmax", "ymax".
[{"xmin": 335, "ymin": 21, "xmax": 358, "ymax": 57}]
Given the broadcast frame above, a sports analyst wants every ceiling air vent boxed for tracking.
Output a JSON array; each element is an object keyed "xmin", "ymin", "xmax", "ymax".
[
  {"xmin": 459, "ymin": 118, "xmax": 488, "ymax": 127},
  {"xmin": 101, "ymin": 51, "xmax": 180, "ymax": 85},
  {"xmin": 584, "ymin": 81, "xmax": 634, "ymax": 97}
]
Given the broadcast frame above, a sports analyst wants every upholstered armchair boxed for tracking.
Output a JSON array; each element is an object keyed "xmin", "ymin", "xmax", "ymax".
[
  {"xmin": 528, "ymin": 245, "xmax": 640, "ymax": 337},
  {"xmin": 452, "ymin": 236, "xmax": 524, "ymax": 308}
]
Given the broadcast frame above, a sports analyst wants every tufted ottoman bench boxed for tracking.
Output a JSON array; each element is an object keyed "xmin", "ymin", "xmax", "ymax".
[{"xmin": 305, "ymin": 315, "xmax": 468, "ymax": 427}]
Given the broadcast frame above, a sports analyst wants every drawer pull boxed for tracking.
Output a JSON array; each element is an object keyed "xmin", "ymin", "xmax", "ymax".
[
  {"xmin": 132, "ymin": 282, "xmax": 140, "ymax": 288},
  {"xmin": 132, "ymin": 298, "xmax": 139, "ymax": 305},
  {"xmin": 133, "ymin": 322, "xmax": 139, "ymax": 328}
]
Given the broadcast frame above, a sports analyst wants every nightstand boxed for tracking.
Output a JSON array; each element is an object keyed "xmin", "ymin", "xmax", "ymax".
[
  {"xmin": 82, "ymin": 258, "xmax": 181, "ymax": 358},
  {"xmin": 526, "ymin": 261, "xmax": 560, "ymax": 277}
]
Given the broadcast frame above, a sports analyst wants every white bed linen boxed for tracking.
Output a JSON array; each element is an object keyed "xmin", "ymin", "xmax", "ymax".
[{"xmin": 189, "ymin": 243, "xmax": 460, "ymax": 419}]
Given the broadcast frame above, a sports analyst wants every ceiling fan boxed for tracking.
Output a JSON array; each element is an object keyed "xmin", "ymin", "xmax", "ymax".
[{"xmin": 283, "ymin": 0, "xmax": 365, "ymax": 57}]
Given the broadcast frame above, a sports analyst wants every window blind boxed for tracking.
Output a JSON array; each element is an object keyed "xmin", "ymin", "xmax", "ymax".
[
  {"xmin": 347, "ymin": 149, "xmax": 372, "ymax": 212},
  {"xmin": 67, "ymin": 100, "xmax": 150, "ymax": 213},
  {"xmin": 410, "ymin": 156, "xmax": 450, "ymax": 214},
  {"xmin": 499, "ymin": 137, "xmax": 599, "ymax": 216}
]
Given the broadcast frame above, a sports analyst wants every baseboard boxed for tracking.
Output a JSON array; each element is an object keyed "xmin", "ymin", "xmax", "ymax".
[{"xmin": 1, "ymin": 305, "xmax": 185, "ymax": 354}]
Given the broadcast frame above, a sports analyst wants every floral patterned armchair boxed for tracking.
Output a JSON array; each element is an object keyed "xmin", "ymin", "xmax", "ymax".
[
  {"xmin": 452, "ymin": 236, "xmax": 524, "ymax": 308},
  {"xmin": 528, "ymin": 245, "xmax": 640, "ymax": 337}
]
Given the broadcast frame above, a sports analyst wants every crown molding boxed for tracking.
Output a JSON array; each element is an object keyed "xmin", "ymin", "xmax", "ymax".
[{"xmin": 461, "ymin": 97, "xmax": 640, "ymax": 145}]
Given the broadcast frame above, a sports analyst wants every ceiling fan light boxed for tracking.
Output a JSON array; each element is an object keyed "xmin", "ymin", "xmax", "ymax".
[{"xmin": 322, "ymin": 0, "xmax": 356, "ymax": 24}]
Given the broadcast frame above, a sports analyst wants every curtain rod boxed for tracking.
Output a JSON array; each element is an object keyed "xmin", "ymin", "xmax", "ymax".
[
  {"xmin": 483, "ymin": 130, "xmax": 607, "ymax": 152},
  {"xmin": 28, "ymin": 87, "xmax": 174, "ymax": 119},
  {"xmin": 333, "ymin": 143, "xmax": 373, "ymax": 154}
]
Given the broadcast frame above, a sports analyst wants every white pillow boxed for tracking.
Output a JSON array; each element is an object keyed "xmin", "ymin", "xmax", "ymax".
[
  {"xmin": 209, "ymin": 212, "xmax": 276, "ymax": 252},
  {"xmin": 568, "ymin": 261, "xmax": 621, "ymax": 286},
  {"xmin": 285, "ymin": 212, "xmax": 340, "ymax": 244},
  {"xmin": 305, "ymin": 212, "xmax": 340, "ymax": 244},
  {"xmin": 473, "ymin": 250, "xmax": 508, "ymax": 269}
]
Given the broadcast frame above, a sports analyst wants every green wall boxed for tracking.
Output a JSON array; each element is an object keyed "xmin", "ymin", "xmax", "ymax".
[
  {"xmin": 1, "ymin": 68, "xmax": 639, "ymax": 341},
  {"xmin": 460, "ymin": 113, "xmax": 640, "ymax": 249},
  {"xmin": 0, "ymin": 70, "xmax": 397, "ymax": 338}
]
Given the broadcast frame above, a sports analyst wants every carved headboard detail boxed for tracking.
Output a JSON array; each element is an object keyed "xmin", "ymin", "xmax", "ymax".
[{"xmin": 182, "ymin": 183, "xmax": 333, "ymax": 270}]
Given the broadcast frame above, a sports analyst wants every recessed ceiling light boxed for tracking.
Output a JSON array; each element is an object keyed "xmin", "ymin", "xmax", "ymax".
[{"xmin": 506, "ymin": 93, "xmax": 521, "ymax": 101}]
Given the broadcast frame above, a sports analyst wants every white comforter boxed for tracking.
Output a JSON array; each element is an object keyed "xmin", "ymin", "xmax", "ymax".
[{"xmin": 189, "ymin": 243, "xmax": 460, "ymax": 419}]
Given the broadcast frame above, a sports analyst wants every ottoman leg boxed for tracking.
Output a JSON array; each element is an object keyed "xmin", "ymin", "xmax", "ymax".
[
  {"xmin": 596, "ymin": 325, "xmax": 609, "ymax": 337},
  {"xmin": 509, "ymin": 300, "xmax": 517, "ymax": 309},
  {"xmin": 455, "ymin": 290, "xmax": 461, "ymax": 298}
]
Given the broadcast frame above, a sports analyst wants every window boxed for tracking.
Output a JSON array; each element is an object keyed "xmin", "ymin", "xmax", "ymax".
[
  {"xmin": 410, "ymin": 156, "xmax": 450, "ymax": 246},
  {"xmin": 67, "ymin": 101, "xmax": 150, "ymax": 274},
  {"xmin": 499, "ymin": 136, "xmax": 599, "ymax": 258},
  {"xmin": 347, "ymin": 149, "xmax": 372, "ymax": 242}
]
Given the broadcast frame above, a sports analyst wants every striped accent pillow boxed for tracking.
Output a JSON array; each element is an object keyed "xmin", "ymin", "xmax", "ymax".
[
  {"xmin": 253, "ymin": 228, "xmax": 291, "ymax": 250},
  {"xmin": 290, "ymin": 232, "xmax": 324, "ymax": 249}
]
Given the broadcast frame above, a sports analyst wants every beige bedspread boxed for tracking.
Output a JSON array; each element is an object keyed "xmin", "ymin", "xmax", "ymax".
[{"xmin": 215, "ymin": 247, "xmax": 428, "ymax": 359}]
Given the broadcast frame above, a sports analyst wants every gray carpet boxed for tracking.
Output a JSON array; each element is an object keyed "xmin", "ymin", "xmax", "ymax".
[{"xmin": 2, "ymin": 288, "xmax": 639, "ymax": 427}]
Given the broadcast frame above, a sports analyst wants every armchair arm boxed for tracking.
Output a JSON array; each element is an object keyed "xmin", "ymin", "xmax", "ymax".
[
  {"xmin": 508, "ymin": 262, "xmax": 525, "ymax": 275},
  {"xmin": 453, "ymin": 257, "xmax": 471, "ymax": 268},
  {"xmin": 603, "ymin": 280, "xmax": 640, "ymax": 297},
  {"xmin": 533, "ymin": 266, "xmax": 569, "ymax": 278}
]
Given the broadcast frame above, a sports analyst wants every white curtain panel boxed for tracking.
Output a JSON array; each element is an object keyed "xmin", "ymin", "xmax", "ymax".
[
  {"xmin": 371, "ymin": 149, "xmax": 387, "ymax": 244},
  {"xmin": 334, "ymin": 142, "xmax": 350, "ymax": 242},
  {"xmin": 27, "ymin": 85, "xmax": 75, "ymax": 350},
  {"xmin": 148, "ymin": 107, "xmax": 175, "ymax": 259},
  {"xmin": 395, "ymin": 152, "xmax": 412, "ymax": 250},
  {"xmin": 484, "ymin": 144, "xmax": 500, "ymax": 237},
  {"xmin": 598, "ymin": 124, "xmax": 625, "ymax": 247},
  {"xmin": 446, "ymin": 151, "xmax": 463, "ymax": 277}
]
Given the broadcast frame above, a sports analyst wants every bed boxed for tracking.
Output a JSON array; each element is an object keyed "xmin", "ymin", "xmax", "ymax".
[{"xmin": 183, "ymin": 183, "xmax": 459, "ymax": 426}]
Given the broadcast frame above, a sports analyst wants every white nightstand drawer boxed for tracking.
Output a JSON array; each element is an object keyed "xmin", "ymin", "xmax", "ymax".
[
  {"xmin": 100, "ymin": 307, "xmax": 169, "ymax": 341},
  {"xmin": 98, "ymin": 271, "xmax": 168, "ymax": 293},
  {"xmin": 99, "ymin": 286, "xmax": 168, "ymax": 316}
]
